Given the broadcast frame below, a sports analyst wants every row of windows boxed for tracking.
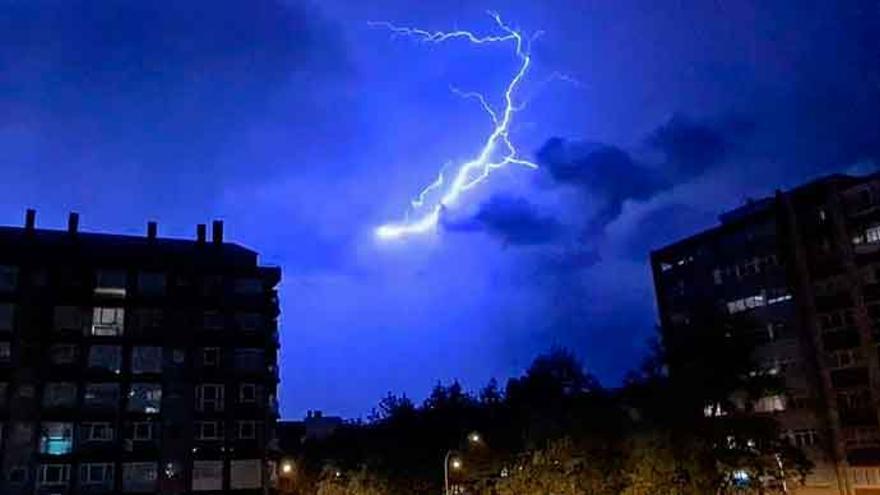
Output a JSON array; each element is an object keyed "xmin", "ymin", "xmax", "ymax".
[
  {"xmin": 0, "ymin": 265, "xmax": 266, "ymax": 297},
  {"xmin": 37, "ymin": 344, "xmax": 268, "ymax": 373},
  {"xmin": 28, "ymin": 459, "xmax": 263, "ymax": 491},
  {"xmin": 726, "ymin": 289, "xmax": 792, "ymax": 315},
  {"xmin": 0, "ymin": 382, "xmax": 265, "ymax": 412},
  {"xmin": 30, "ymin": 420, "xmax": 264, "ymax": 455},
  {"xmin": 712, "ymin": 255, "xmax": 780, "ymax": 285},
  {"xmin": 0, "ymin": 304, "xmax": 269, "ymax": 335}
]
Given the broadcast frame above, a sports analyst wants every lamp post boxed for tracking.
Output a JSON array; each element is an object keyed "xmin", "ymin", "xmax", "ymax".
[{"xmin": 443, "ymin": 432, "xmax": 481, "ymax": 495}]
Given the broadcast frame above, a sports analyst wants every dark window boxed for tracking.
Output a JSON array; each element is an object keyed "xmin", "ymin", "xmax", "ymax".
[
  {"xmin": 233, "ymin": 349, "xmax": 264, "ymax": 371},
  {"xmin": 138, "ymin": 272, "xmax": 166, "ymax": 296},
  {"xmin": 84, "ymin": 383, "xmax": 119, "ymax": 409},
  {"xmin": 49, "ymin": 344, "xmax": 78, "ymax": 365},
  {"xmin": 95, "ymin": 269, "xmax": 126, "ymax": 297},
  {"xmin": 42, "ymin": 383, "xmax": 76, "ymax": 408},
  {"xmin": 88, "ymin": 345, "xmax": 121, "ymax": 373},
  {"xmin": 128, "ymin": 384, "xmax": 161, "ymax": 414},
  {"xmin": 202, "ymin": 348, "xmax": 220, "ymax": 367},
  {"xmin": 131, "ymin": 347, "xmax": 162, "ymax": 374},
  {"xmin": 0, "ymin": 304, "xmax": 14, "ymax": 331},
  {"xmin": 0, "ymin": 266, "xmax": 18, "ymax": 292},
  {"xmin": 54, "ymin": 306, "xmax": 83, "ymax": 332},
  {"xmin": 202, "ymin": 311, "xmax": 224, "ymax": 330}
]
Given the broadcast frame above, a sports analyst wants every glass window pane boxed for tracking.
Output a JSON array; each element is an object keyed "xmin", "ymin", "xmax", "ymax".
[
  {"xmin": 42, "ymin": 383, "xmax": 76, "ymax": 408},
  {"xmin": 54, "ymin": 306, "xmax": 83, "ymax": 332},
  {"xmin": 230, "ymin": 460, "xmax": 262, "ymax": 489},
  {"xmin": 88, "ymin": 345, "xmax": 121, "ymax": 373},
  {"xmin": 39, "ymin": 422, "xmax": 73, "ymax": 455},
  {"xmin": 91, "ymin": 307, "xmax": 124, "ymax": 336},
  {"xmin": 138, "ymin": 272, "xmax": 166, "ymax": 296},
  {"xmin": 192, "ymin": 461, "xmax": 223, "ymax": 491},
  {"xmin": 0, "ymin": 266, "xmax": 18, "ymax": 292},
  {"xmin": 123, "ymin": 462, "xmax": 157, "ymax": 492},
  {"xmin": 0, "ymin": 304, "xmax": 14, "ymax": 331},
  {"xmin": 128, "ymin": 384, "xmax": 161, "ymax": 413},
  {"xmin": 84, "ymin": 383, "xmax": 119, "ymax": 409},
  {"xmin": 131, "ymin": 347, "xmax": 162, "ymax": 374}
]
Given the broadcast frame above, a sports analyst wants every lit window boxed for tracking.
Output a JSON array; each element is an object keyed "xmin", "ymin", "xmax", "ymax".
[
  {"xmin": 81, "ymin": 422, "xmax": 114, "ymax": 442},
  {"xmin": 712, "ymin": 269, "xmax": 722, "ymax": 285},
  {"xmin": 54, "ymin": 306, "xmax": 83, "ymax": 332},
  {"xmin": 237, "ymin": 420, "xmax": 257, "ymax": 440},
  {"xmin": 37, "ymin": 464, "xmax": 70, "ymax": 486},
  {"xmin": 0, "ymin": 303, "xmax": 13, "ymax": 331},
  {"xmin": 123, "ymin": 462, "xmax": 157, "ymax": 492},
  {"xmin": 0, "ymin": 265, "xmax": 18, "ymax": 292},
  {"xmin": 196, "ymin": 421, "xmax": 224, "ymax": 440},
  {"xmin": 92, "ymin": 307, "xmax": 124, "ymax": 336},
  {"xmin": 754, "ymin": 395, "xmax": 786, "ymax": 413},
  {"xmin": 131, "ymin": 347, "xmax": 162, "ymax": 374},
  {"xmin": 196, "ymin": 384, "xmax": 225, "ymax": 412},
  {"xmin": 867, "ymin": 226, "xmax": 880, "ymax": 244},
  {"xmin": 39, "ymin": 422, "xmax": 73, "ymax": 455},
  {"xmin": 84, "ymin": 383, "xmax": 120, "ymax": 409},
  {"xmin": 192, "ymin": 461, "xmax": 223, "ymax": 491},
  {"xmin": 137, "ymin": 272, "xmax": 166, "ymax": 296},
  {"xmin": 49, "ymin": 344, "xmax": 77, "ymax": 365},
  {"xmin": 42, "ymin": 383, "xmax": 76, "ymax": 408},
  {"xmin": 88, "ymin": 345, "xmax": 121, "ymax": 373},
  {"xmin": 787, "ymin": 429, "xmax": 820, "ymax": 447},
  {"xmin": 128, "ymin": 384, "xmax": 161, "ymax": 414},
  {"xmin": 239, "ymin": 384, "xmax": 257, "ymax": 403},
  {"xmin": 80, "ymin": 463, "xmax": 114, "ymax": 486},
  {"xmin": 230, "ymin": 460, "xmax": 262, "ymax": 489},
  {"xmin": 95, "ymin": 269, "xmax": 126, "ymax": 297}
]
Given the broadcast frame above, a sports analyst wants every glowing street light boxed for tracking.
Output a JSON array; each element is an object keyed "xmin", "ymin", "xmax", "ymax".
[
  {"xmin": 450, "ymin": 458, "xmax": 463, "ymax": 470},
  {"xmin": 281, "ymin": 462, "xmax": 293, "ymax": 475},
  {"xmin": 468, "ymin": 432, "xmax": 481, "ymax": 444}
]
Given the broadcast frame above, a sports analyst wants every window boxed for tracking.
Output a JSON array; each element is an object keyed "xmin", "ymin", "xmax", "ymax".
[
  {"xmin": 81, "ymin": 422, "xmax": 114, "ymax": 442},
  {"xmin": 201, "ymin": 276, "xmax": 223, "ymax": 296},
  {"xmin": 829, "ymin": 349, "xmax": 863, "ymax": 369},
  {"xmin": 0, "ymin": 342, "xmax": 10, "ymax": 362},
  {"xmin": 787, "ymin": 429, "xmax": 820, "ymax": 447},
  {"xmin": 9, "ymin": 466, "xmax": 27, "ymax": 484},
  {"xmin": 202, "ymin": 311, "xmax": 224, "ymax": 330},
  {"xmin": 88, "ymin": 345, "xmax": 121, "ymax": 373},
  {"xmin": 39, "ymin": 422, "xmax": 73, "ymax": 455},
  {"xmin": 202, "ymin": 347, "xmax": 220, "ymax": 367},
  {"xmin": 754, "ymin": 395, "xmax": 786, "ymax": 413},
  {"xmin": 92, "ymin": 307, "xmax": 124, "ymax": 336},
  {"xmin": 84, "ymin": 383, "xmax": 119, "ymax": 409},
  {"xmin": 54, "ymin": 306, "xmax": 83, "ymax": 332},
  {"xmin": 237, "ymin": 420, "xmax": 257, "ymax": 440},
  {"xmin": 15, "ymin": 383, "xmax": 34, "ymax": 398},
  {"xmin": 712, "ymin": 268, "xmax": 722, "ymax": 285},
  {"xmin": 38, "ymin": 464, "xmax": 70, "ymax": 486},
  {"xmin": 80, "ymin": 463, "xmax": 114, "ymax": 485},
  {"xmin": 233, "ymin": 348, "xmax": 264, "ymax": 372},
  {"xmin": 49, "ymin": 344, "xmax": 78, "ymax": 365},
  {"xmin": 95, "ymin": 269, "xmax": 126, "ymax": 297},
  {"xmin": 239, "ymin": 384, "xmax": 257, "ymax": 403},
  {"xmin": 726, "ymin": 293, "xmax": 766, "ymax": 315},
  {"xmin": 196, "ymin": 384, "xmax": 224, "ymax": 412},
  {"xmin": 81, "ymin": 422, "xmax": 113, "ymax": 442},
  {"xmin": 137, "ymin": 272, "xmax": 166, "ymax": 296},
  {"xmin": 196, "ymin": 421, "xmax": 224, "ymax": 440},
  {"xmin": 234, "ymin": 278, "xmax": 263, "ymax": 294},
  {"xmin": 230, "ymin": 459, "xmax": 262, "ymax": 489},
  {"xmin": 128, "ymin": 421, "xmax": 154, "ymax": 441},
  {"xmin": 235, "ymin": 313, "xmax": 262, "ymax": 332},
  {"xmin": 42, "ymin": 382, "xmax": 76, "ymax": 408},
  {"xmin": 867, "ymin": 226, "xmax": 880, "ymax": 244},
  {"xmin": 0, "ymin": 382, "xmax": 7, "ymax": 408},
  {"xmin": 0, "ymin": 303, "xmax": 13, "ymax": 331},
  {"xmin": 128, "ymin": 383, "xmax": 161, "ymax": 413},
  {"xmin": 123, "ymin": 462, "xmax": 157, "ymax": 492},
  {"xmin": 9, "ymin": 423, "xmax": 33, "ymax": 449},
  {"xmin": 192, "ymin": 460, "xmax": 223, "ymax": 491},
  {"xmin": 134, "ymin": 309, "xmax": 164, "ymax": 333},
  {"xmin": 131, "ymin": 347, "xmax": 162, "ymax": 374},
  {"xmin": 0, "ymin": 265, "xmax": 18, "ymax": 292}
]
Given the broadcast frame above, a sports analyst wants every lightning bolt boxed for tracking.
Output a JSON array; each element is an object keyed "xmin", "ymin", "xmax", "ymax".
[{"xmin": 371, "ymin": 12, "xmax": 539, "ymax": 241}]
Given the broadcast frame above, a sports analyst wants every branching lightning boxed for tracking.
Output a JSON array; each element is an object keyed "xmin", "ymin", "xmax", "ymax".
[{"xmin": 371, "ymin": 12, "xmax": 539, "ymax": 241}]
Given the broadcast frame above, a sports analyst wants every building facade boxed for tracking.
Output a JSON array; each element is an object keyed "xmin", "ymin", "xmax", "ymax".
[
  {"xmin": 0, "ymin": 211, "xmax": 281, "ymax": 494},
  {"xmin": 652, "ymin": 173, "xmax": 880, "ymax": 495}
]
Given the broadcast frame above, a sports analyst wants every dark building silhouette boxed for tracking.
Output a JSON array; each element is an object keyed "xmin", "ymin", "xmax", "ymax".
[
  {"xmin": 0, "ymin": 211, "xmax": 280, "ymax": 494},
  {"xmin": 652, "ymin": 173, "xmax": 880, "ymax": 495}
]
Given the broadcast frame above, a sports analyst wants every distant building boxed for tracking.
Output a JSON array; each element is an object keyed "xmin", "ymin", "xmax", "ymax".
[
  {"xmin": 652, "ymin": 173, "xmax": 880, "ymax": 495},
  {"xmin": 0, "ymin": 211, "xmax": 281, "ymax": 494}
]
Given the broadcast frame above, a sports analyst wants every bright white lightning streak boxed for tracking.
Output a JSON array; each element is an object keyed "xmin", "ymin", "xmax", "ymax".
[{"xmin": 371, "ymin": 12, "xmax": 539, "ymax": 240}]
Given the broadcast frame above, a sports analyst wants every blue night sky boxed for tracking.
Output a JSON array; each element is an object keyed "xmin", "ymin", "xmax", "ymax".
[{"xmin": 1, "ymin": 1, "xmax": 878, "ymax": 418}]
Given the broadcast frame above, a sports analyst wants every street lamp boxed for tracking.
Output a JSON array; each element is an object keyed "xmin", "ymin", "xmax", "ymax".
[
  {"xmin": 281, "ymin": 461, "xmax": 293, "ymax": 475},
  {"xmin": 444, "ymin": 431, "xmax": 482, "ymax": 495}
]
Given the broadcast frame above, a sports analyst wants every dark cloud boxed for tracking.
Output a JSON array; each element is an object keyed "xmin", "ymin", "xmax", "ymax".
[
  {"xmin": 647, "ymin": 114, "xmax": 734, "ymax": 177},
  {"xmin": 446, "ymin": 195, "xmax": 563, "ymax": 245},
  {"xmin": 0, "ymin": 0, "xmax": 349, "ymax": 153}
]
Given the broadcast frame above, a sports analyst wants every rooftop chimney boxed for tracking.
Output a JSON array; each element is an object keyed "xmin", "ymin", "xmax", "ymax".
[
  {"xmin": 196, "ymin": 224, "xmax": 207, "ymax": 244},
  {"xmin": 147, "ymin": 221, "xmax": 157, "ymax": 241},
  {"xmin": 24, "ymin": 209, "xmax": 35, "ymax": 232},
  {"xmin": 67, "ymin": 212, "xmax": 79, "ymax": 235},
  {"xmin": 212, "ymin": 220, "xmax": 223, "ymax": 245}
]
